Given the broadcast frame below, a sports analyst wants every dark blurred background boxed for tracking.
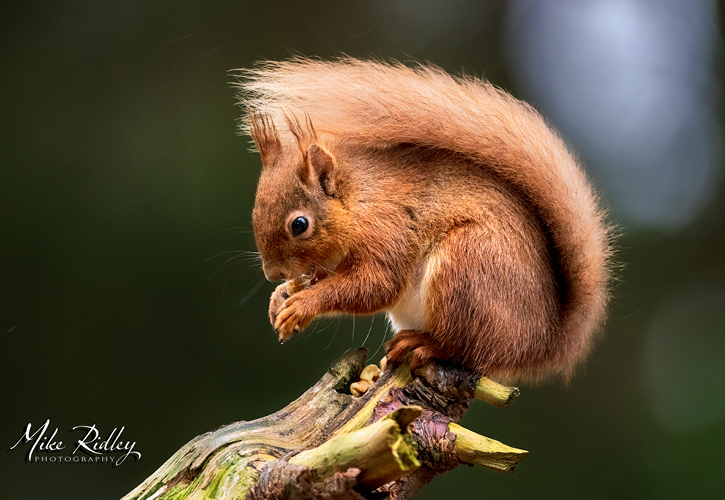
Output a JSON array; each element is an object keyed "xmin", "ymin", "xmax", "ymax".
[{"xmin": 2, "ymin": 1, "xmax": 724, "ymax": 498}]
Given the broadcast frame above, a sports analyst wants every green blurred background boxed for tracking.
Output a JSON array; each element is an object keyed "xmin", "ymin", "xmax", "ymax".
[{"xmin": 2, "ymin": 1, "xmax": 724, "ymax": 498}]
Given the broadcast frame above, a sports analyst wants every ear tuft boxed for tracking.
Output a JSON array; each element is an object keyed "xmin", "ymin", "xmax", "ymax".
[
  {"xmin": 284, "ymin": 111, "xmax": 319, "ymax": 152},
  {"xmin": 248, "ymin": 110, "xmax": 281, "ymax": 166}
]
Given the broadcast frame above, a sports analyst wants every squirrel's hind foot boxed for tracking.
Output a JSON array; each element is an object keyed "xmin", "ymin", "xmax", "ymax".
[{"xmin": 386, "ymin": 329, "xmax": 438, "ymax": 371}]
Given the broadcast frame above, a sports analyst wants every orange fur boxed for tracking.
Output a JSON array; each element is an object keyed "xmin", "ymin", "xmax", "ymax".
[{"xmin": 234, "ymin": 57, "xmax": 613, "ymax": 384}]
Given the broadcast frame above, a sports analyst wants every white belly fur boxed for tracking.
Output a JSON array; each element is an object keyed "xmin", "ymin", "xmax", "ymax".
[{"xmin": 385, "ymin": 258, "xmax": 433, "ymax": 333}]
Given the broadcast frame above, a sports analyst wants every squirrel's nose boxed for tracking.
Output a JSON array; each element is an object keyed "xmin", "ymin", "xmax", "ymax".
[{"xmin": 263, "ymin": 266, "xmax": 286, "ymax": 282}]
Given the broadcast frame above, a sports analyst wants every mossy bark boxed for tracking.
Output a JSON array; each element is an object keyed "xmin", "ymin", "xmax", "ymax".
[{"xmin": 122, "ymin": 348, "xmax": 527, "ymax": 500}]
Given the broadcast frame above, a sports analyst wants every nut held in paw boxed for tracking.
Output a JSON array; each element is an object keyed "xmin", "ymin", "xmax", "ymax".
[{"xmin": 285, "ymin": 277, "xmax": 308, "ymax": 296}]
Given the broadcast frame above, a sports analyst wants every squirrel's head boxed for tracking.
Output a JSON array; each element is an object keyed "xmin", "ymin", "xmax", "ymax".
[{"xmin": 249, "ymin": 112, "xmax": 349, "ymax": 282}]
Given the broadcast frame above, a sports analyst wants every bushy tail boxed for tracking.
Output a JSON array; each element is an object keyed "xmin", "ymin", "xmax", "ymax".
[{"xmin": 235, "ymin": 57, "xmax": 612, "ymax": 377}]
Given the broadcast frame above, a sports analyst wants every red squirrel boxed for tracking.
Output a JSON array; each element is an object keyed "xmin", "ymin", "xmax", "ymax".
[{"xmin": 236, "ymin": 57, "xmax": 612, "ymax": 384}]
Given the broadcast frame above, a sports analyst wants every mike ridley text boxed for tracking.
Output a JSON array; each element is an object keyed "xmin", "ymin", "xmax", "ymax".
[{"xmin": 8, "ymin": 419, "xmax": 141, "ymax": 467}]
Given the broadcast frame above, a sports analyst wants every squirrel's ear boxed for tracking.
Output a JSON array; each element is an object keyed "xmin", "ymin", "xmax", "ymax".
[
  {"xmin": 302, "ymin": 144, "xmax": 337, "ymax": 197},
  {"xmin": 249, "ymin": 111, "xmax": 281, "ymax": 167}
]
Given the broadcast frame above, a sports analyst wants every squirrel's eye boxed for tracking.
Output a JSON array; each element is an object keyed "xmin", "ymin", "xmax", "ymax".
[{"xmin": 290, "ymin": 216, "xmax": 309, "ymax": 236}]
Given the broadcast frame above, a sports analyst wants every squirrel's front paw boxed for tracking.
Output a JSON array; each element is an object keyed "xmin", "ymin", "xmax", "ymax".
[
  {"xmin": 274, "ymin": 293, "xmax": 314, "ymax": 342},
  {"xmin": 269, "ymin": 283, "xmax": 289, "ymax": 326}
]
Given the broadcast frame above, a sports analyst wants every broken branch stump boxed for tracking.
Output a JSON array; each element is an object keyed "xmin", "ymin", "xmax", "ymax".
[{"xmin": 122, "ymin": 348, "xmax": 527, "ymax": 500}]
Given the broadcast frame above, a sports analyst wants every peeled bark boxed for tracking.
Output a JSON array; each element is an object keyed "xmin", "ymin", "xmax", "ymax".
[{"xmin": 122, "ymin": 348, "xmax": 527, "ymax": 500}]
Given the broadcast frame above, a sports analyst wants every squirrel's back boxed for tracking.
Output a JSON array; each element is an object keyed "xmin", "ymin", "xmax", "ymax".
[{"xmin": 237, "ymin": 57, "xmax": 613, "ymax": 382}]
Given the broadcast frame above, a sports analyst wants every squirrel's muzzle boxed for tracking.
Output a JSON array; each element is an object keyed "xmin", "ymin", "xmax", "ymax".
[{"xmin": 263, "ymin": 266, "xmax": 285, "ymax": 282}]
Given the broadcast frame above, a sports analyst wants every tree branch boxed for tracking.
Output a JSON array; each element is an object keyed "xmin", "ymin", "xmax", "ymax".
[{"xmin": 122, "ymin": 348, "xmax": 527, "ymax": 500}]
